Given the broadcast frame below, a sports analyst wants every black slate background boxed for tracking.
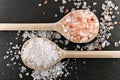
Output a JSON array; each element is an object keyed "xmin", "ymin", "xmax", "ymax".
[{"xmin": 0, "ymin": 0, "xmax": 120, "ymax": 80}]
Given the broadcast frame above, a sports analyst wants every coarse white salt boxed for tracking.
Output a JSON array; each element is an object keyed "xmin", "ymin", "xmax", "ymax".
[
  {"xmin": 9, "ymin": 42, "xmax": 13, "ymax": 45},
  {"xmin": 38, "ymin": 3, "xmax": 42, "ymax": 7},
  {"xmin": 114, "ymin": 21, "xmax": 118, "ymax": 24},
  {"xmin": 112, "ymin": 15, "xmax": 116, "ymax": 18},
  {"xmin": 26, "ymin": 72, "xmax": 29, "ymax": 76},
  {"xmin": 74, "ymin": 2, "xmax": 82, "ymax": 8},
  {"xmin": 114, "ymin": 42, "xmax": 119, "ymax": 47},
  {"xmin": 83, "ymin": 61, "xmax": 86, "ymax": 64},
  {"xmin": 93, "ymin": 2, "xmax": 97, "ymax": 6},
  {"xmin": 31, "ymin": 62, "xmax": 69, "ymax": 80},
  {"xmin": 114, "ymin": 6, "xmax": 119, "ymax": 10},
  {"xmin": 22, "ymin": 38, "xmax": 61, "ymax": 68},
  {"xmin": 62, "ymin": 0, "xmax": 67, "ymax": 4},
  {"xmin": 119, "ymin": 40, "xmax": 120, "ymax": 44},
  {"xmin": 54, "ymin": 0, "xmax": 58, "ymax": 2},
  {"xmin": 19, "ymin": 73, "xmax": 23, "ymax": 78},
  {"xmin": 59, "ymin": 6, "xmax": 65, "ymax": 13},
  {"xmin": 54, "ymin": 14, "xmax": 58, "ymax": 17}
]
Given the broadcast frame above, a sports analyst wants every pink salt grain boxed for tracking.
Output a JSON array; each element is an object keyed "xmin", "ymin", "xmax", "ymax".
[{"xmin": 62, "ymin": 10, "xmax": 99, "ymax": 43}]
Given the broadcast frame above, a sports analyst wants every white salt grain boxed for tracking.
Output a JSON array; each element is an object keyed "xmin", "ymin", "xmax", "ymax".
[
  {"xmin": 114, "ymin": 6, "xmax": 119, "ymax": 10},
  {"xmin": 59, "ymin": 6, "xmax": 65, "ymax": 13},
  {"xmin": 31, "ymin": 62, "xmax": 69, "ymax": 80},
  {"xmin": 19, "ymin": 74, "xmax": 23, "ymax": 78},
  {"xmin": 119, "ymin": 40, "xmax": 120, "ymax": 44},
  {"xmin": 114, "ymin": 42, "xmax": 119, "ymax": 47},
  {"xmin": 38, "ymin": 3, "xmax": 42, "ymax": 7},
  {"xmin": 26, "ymin": 72, "xmax": 29, "ymax": 76},
  {"xmin": 62, "ymin": 0, "xmax": 67, "ymax": 4},
  {"xmin": 93, "ymin": 2, "xmax": 97, "ymax": 6},
  {"xmin": 22, "ymin": 38, "xmax": 60, "ymax": 68},
  {"xmin": 54, "ymin": 14, "xmax": 58, "ymax": 17}
]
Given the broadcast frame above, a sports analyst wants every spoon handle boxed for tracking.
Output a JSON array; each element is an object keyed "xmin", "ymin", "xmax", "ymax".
[
  {"xmin": 64, "ymin": 51, "xmax": 120, "ymax": 58},
  {"xmin": 0, "ymin": 23, "xmax": 57, "ymax": 30}
]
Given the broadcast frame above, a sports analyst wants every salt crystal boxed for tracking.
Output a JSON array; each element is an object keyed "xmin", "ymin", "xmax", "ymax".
[
  {"xmin": 83, "ymin": 61, "xmax": 86, "ymax": 64},
  {"xmin": 112, "ymin": 15, "xmax": 116, "ymax": 18},
  {"xmin": 74, "ymin": 2, "xmax": 82, "ymax": 8},
  {"xmin": 26, "ymin": 72, "xmax": 29, "ymax": 76},
  {"xmin": 10, "ymin": 57, "xmax": 15, "ymax": 61},
  {"xmin": 54, "ymin": 33, "xmax": 61, "ymax": 39},
  {"xmin": 59, "ymin": 6, "xmax": 65, "ymax": 13},
  {"xmin": 114, "ymin": 6, "xmax": 119, "ymax": 10},
  {"xmin": 15, "ymin": 55, "xmax": 19, "ymax": 59},
  {"xmin": 104, "ymin": 15, "xmax": 111, "ymax": 21},
  {"xmin": 6, "ymin": 64, "xmax": 10, "ymax": 66},
  {"xmin": 102, "ymin": 41, "xmax": 106, "ymax": 48},
  {"xmin": 114, "ymin": 42, "xmax": 119, "ymax": 47},
  {"xmin": 9, "ymin": 42, "xmax": 13, "ymax": 45},
  {"xmin": 54, "ymin": 14, "xmax": 58, "ymax": 17},
  {"xmin": 64, "ymin": 40, "xmax": 69, "ymax": 45},
  {"xmin": 83, "ymin": 1, "xmax": 87, "ymax": 6},
  {"xmin": 76, "ymin": 45, "xmax": 80, "ymax": 49},
  {"xmin": 31, "ymin": 62, "xmax": 69, "ymax": 80},
  {"xmin": 102, "ymin": 4, "xmax": 106, "ymax": 10},
  {"xmin": 6, "ymin": 51, "xmax": 9, "ymax": 54},
  {"xmin": 114, "ymin": 21, "xmax": 118, "ymax": 24},
  {"xmin": 19, "ymin": 74, "xmax": 23, "ymax": 78},
  {"xmin": 54, "ymin": 0, "xmax": 58, "ymax": 2},
  {"xmin": 13, "ymin": 62, "xmax": 16, "ymax": 65},
  {"xmin": 38, "ymin": 3, "xmax": 42, "ymax": 6},
  {"xmin": 117, "ymin": 11, "xmax": 120, "ymax": 14},
  {"xmin": 119, "ymin": 40, "xmax": 120, "ymax": 44},
  {"xmin": 93, "ymin": 2, "xmax": 97, "ymax": 6},
  {"xmin": 62, "ymin": 0, "xmax": 67, "ymax": 4}
]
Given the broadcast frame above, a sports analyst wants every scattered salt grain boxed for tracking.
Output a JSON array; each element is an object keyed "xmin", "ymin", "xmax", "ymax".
[
  {"xmin": 83, "ymin": 61, "xmax": 86, "ymax": 64},
  {"xmin": 76, "ymin": 45, "xmax": 81, "ymax": 49},
  {"xmin": 114, "ymin": 42, "xmax": 119, "ymax": 47},
  {"xmin": 31, "ymin": 62, "xmax": 69, "ymax": 80},
  {"xmin": 9, "ymin": 42, "xmax": 13, "ymax": 45},
  {"xmin": 54, "ymin": 0, "xmax": 58, "ymax": 2},
  {"xmin": 114, "ymin": 21, "xmax": 118, "ymax": 24},
  {"xmin": 117, "ymin": 11, "xmax": 120, "ymax": 14},
  {"xmin": 54, "ymin": 14, "xmax": 58, "ymax": 17},
  {"xmin": 93, "ymin": 2, "xmax": 97, "ymax": 6},
  {"xmin": 114, "ymin": 6, "xmax": 119, "ymax": 10},
  {"xmin": 74, "ymin": 2, "xmax": 82, "ymax": 8},
  {"xmin": 19, "ymin": 74, "xmax": 23, "ymax": 78},
  {"xmin": 6, "ymin": 64, "xmax": 10, "ymax": 66},
  {"xmin": 38, "ymin": 3, "xmax": 42, "ymax": 7},
  {"xmin": 26, "ymin": 72, "xmax": 29, "ymax": 76},
  {"xmin": 59, "ymin": 6, "xmax": 65, "ymax": 13},
  {"xmin": 112, "ymin": 15, "xmax": 116, "ymax": 18},
  {"xmin": 62, "ymin": 0, "xmax": 67, "ymax": 4},
  {"xmin": 64, "ymin": 40, "xmax": 69, "ymax": 45}
]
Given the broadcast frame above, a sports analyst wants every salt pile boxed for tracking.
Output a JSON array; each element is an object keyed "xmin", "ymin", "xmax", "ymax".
[{"xmin": 21, "ymin": 38, "xmax": 60, "ymax": 69}]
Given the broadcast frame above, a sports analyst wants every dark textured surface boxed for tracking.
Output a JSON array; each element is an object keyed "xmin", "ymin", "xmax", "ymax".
[{"xmin": 0, "ymin": 0, "xmax": 120, "ymax": 80}]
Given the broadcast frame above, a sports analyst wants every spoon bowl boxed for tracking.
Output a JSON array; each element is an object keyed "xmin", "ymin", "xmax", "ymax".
[
  {"xmin": 21, "ymin": 38, "xmax": 120, "ymax": 70},
  {"xmin": 0, "ymin": 10, "xmax": 99, "ymax": 43}
]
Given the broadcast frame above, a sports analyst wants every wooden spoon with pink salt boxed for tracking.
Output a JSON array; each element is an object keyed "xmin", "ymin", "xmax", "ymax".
[{"xmin": 0, "ymin": 10, "xmax": 99, "ymax": 43}]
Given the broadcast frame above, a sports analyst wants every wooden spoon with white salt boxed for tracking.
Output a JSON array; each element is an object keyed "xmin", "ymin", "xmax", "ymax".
[
  {"xmin": 21, "ymin": 38, "xmax": 120, "ymax": 70},
  {"xmin": 0, "ymin": 10, "xmax": 99, "ymax": 43}
]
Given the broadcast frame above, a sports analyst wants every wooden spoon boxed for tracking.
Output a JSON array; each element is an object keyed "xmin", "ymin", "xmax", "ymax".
[
  {"xmin": 0, "ymin": 10, "xmax": 99, "ymax": 43},
  {"xmin": 21, "ymin": 38, "xmax": 120, "ymax": 70}
]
